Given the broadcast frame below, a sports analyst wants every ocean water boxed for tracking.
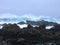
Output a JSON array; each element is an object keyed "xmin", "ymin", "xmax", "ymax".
[{"xmin": 0, "ymin": 14, "xmax": 60, "ymax": 24}]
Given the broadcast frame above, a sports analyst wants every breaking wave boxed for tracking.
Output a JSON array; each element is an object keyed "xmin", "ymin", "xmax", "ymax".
[{"xmin": 0, "ymin": 13, "xmax": 60, "ymax": 24}]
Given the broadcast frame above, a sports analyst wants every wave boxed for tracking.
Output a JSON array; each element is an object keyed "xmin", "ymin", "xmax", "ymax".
[{"xmin": 0, "ymin": 13, "xmax": 60, "ymax": 24}]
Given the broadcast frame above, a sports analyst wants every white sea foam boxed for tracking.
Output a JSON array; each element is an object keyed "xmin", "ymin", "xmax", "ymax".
[
  {"xmin": 17, "ymin": 24, "xmax": 28, "ymax": 28},
  {"xmin": 46, "ymin": 26, "xmax": 54, "ymax": 29},
  {"xmin": 0, "ymin": 13, "xmax": 60, "ymax": 24}
]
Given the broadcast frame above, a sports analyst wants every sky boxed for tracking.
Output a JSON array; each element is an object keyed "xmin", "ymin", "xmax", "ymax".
[{"xmin": 0, "ymin": 0, "xmax": 60, "ymax": 19}]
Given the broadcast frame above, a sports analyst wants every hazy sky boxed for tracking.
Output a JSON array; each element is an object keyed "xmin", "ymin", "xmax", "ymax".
[{"xmin": 0, "ymin": 0, "xmax": 60, "ymax": 18}]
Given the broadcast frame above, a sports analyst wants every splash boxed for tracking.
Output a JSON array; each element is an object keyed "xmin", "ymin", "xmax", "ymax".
[{"xmin": 0, "ymin": 13, "xmax": 60, "ymax": 24}]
